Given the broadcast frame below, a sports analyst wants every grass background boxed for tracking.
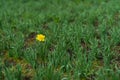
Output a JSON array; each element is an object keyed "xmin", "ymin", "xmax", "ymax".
[{"xmin": 0, "ymin": 0, "xmax": 120, "ymax": 80}]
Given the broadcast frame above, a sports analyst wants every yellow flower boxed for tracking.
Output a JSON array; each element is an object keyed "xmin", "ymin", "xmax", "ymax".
[{"xmin": 36, "ymin": 34, "xmax": 45, "ymax": 41}]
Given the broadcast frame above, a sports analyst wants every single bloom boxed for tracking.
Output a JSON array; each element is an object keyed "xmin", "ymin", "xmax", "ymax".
[{"xmin": 36, "ymin": 34, "xmax": 45, "ymax": 41}]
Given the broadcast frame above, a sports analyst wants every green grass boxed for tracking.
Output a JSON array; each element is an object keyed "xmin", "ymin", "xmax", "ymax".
[{"xmin": 0, "ymin": 0, "xmax": 120, "ymax": 80}]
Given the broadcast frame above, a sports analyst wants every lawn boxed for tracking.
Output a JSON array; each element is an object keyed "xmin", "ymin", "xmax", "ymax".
[{"xmin": 0, "ymin": 0, "xmax": 120, "ymax": 80}]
